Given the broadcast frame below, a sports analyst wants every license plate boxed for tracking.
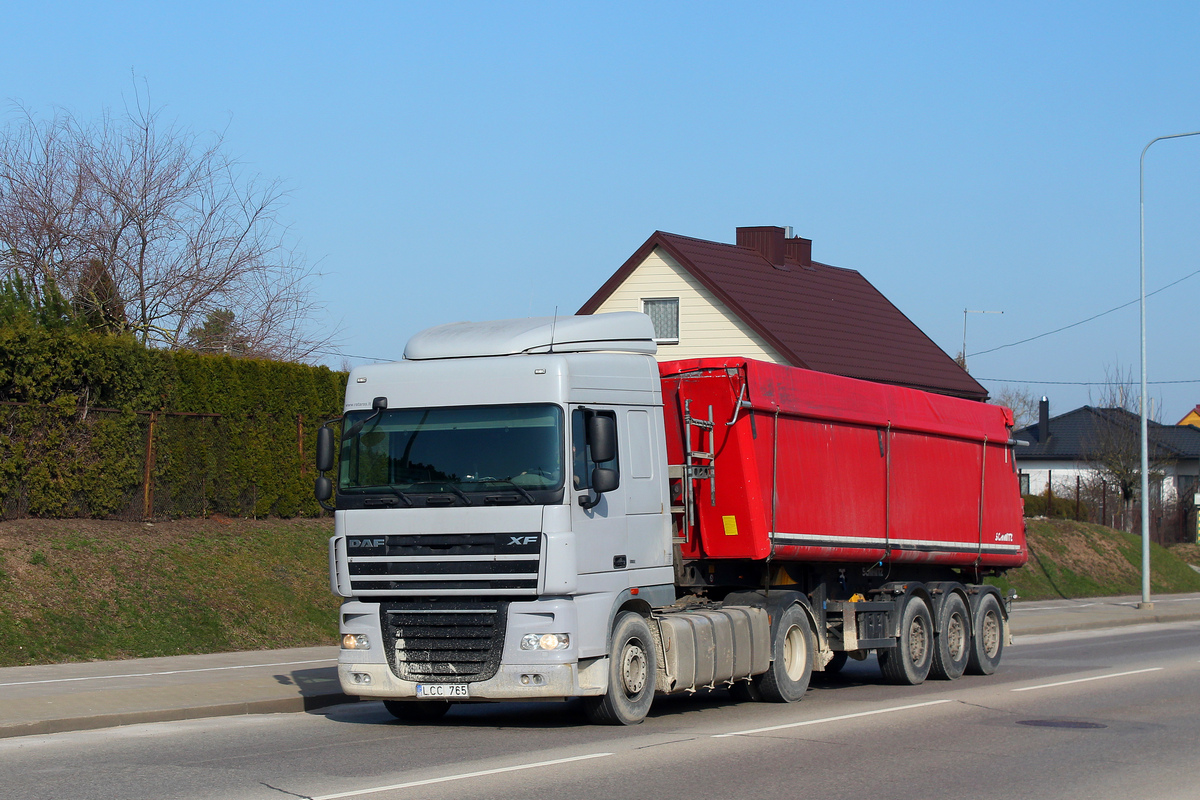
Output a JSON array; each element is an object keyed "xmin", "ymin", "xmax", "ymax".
[{"xmin": 416, "ymin": 683, "xmax": 469, "ymax": 698}]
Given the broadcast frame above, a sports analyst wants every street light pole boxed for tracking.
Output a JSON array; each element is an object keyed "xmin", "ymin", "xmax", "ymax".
[{"xmin": 1138, "ymin": 130, "xmax": 1200, "ymax": 611}]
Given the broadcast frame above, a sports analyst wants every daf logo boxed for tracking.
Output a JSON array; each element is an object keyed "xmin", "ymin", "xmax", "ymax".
[
  {"xmin": 348, "ymin": 538, "xmax": 386, "ymax": 548},
  {"xmin": 508, "ymin": 536, "xmax": 538, "ymax": 546}
]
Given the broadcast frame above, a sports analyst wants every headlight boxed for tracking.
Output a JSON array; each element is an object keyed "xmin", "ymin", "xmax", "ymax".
[
  {"xmin": 342, "ymin": 633, "xmax": 370, "ymax": 650},
  {"xmin": 520, "ymin": 633, "xmax": 570, "ymax": 651}
]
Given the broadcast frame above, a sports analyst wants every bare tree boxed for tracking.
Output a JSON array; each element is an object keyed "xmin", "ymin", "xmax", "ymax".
[
  {"xmin": 0, "ymin": 87, "xmax": 333, "ymax": 361},
  {"xmin": 989, "ymin": 384, "xmax": 1038, "ymax": 428},
  {"xmin": 1084, "ymin": 365, "xmax": 1172, "ymax": 531}
]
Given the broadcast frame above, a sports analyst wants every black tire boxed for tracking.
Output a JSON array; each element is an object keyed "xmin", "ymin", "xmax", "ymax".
[
  {"xmin": 823, "ymin": 650, "xmax": 849, "ymax": 675},
  {"xmin": 753, "ymin": 604, "xmax": 813, "ymax": 703},
  {"xmin": 966, "ymin": 593, "xmax": 1005, "ymax": 675},
  {"xmin": 878, "ymin": 595, "xmax": 933, "ymax": 685},
  {"xmin": 930, "ymin": 593, "xmax": 970, "ymax": 681},
  {"xmin": 382, "ymin": 700, "xmax": 451, "ymax": 721},
  {"xmin": 583, "ymin": 611, "xmax": 657, "ymax": 725}
]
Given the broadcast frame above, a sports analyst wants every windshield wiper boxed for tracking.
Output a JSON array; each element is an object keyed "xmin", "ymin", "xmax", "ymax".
[
  {"xmin": 465, "ymin": 479, "xmax": 535, "ymax": 504},
  {"xmin": 413, "ymin": 481, "xmax": 473, "ymax": 506},
  {"xmin": 383, "ymin": 485, "xmax": 414, "ymax": 506},
  {"xmin": 356, "ymin": 485, "xmax": 414, "ymax": 506}
]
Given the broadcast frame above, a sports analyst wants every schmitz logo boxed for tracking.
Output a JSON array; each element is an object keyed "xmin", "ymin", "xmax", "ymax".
[
  {"xmin": 347, "ymin": 538, "xmax": 386, "ymax": 548},
  {"xmin": 994, "ymin": 532, "xmax": 1015, "ymax": 543},
  {"xmin": 507, "ymin": 536, "xmax": 538, "ymax": 546}
]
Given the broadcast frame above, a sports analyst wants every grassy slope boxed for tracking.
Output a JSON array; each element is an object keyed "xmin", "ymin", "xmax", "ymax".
[
  {"xmin": 988, "ymin": 518, "xmax": 1200, "ymax": 601},
  {"xmin": 0, "ymin": 517, "xmax": 338, "ymax": 668},
  {"xmin": 1, "ymin": 517, "xmax": 1198, "ymax": 666}
]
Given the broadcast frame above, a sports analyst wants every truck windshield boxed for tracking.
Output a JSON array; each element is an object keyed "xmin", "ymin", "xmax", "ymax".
[{"xmin": 338, "ymin": 404, "xmax": 564, "ymax": 501}]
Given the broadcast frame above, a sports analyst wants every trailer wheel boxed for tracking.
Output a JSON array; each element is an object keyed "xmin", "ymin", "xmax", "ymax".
[
  {"xmin": 583, "ymin": 612, "xmax": 657, "ymax": 725},
  {"xmin": 754, "ymin": 604, "xmax": 813, "ymax": 703},
  {"xmin": 382, "ymin": 700, "xmax": 451, "ymax": 721},
  {"xmin": 930, "ymin": 593, "xmax": 970, "ymax": 680},
  {"xmin": 966, "ymin": 593, "xmax": 1004, "ymax": 675},
  {"xmin": 878, "ymin": 596, "xmax": 933, "ymax": 685}
]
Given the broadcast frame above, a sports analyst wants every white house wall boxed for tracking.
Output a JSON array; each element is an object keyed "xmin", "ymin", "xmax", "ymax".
[
  {"xmin": 1020, "ymin": 461, "xmax": 1191, "ymax": 504},
  {"xmin": 593, "ymin": 247, "xmax": 788, "ymax": 363}
]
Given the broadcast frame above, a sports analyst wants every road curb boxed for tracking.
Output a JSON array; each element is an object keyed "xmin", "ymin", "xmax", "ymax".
[
  {"xmin": 0, "ymin": 692, "xmax": 360, "ymax": 741},
  {"xmin": 1012, "ymin": 608, "xmax": 1200, "ymax": 637}
]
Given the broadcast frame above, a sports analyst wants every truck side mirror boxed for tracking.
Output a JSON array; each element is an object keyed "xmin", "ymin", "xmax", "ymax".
[
  {"xmin": 591, "ymin": 467, "xmax": 619, "ymax": 495},
  {"xmin": 314, "ymin": 475, "xmax": 333, "ymax": 503},
  {"xmin": 587, "ymin": 414, "xmax": 616, "ymax": 463},
  {"xmin": 316, "ymin": 426, "xmax": 336, "ymax": 473}
]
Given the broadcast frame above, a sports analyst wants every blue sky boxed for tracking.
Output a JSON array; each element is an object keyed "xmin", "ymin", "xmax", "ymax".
[{"xmin": 4, "ymin": 2, "xmax": 1199, "ymax": 421}]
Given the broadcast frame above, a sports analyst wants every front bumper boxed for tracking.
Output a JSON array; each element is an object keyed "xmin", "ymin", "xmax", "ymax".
[
  {"xmin": 337, "ymin": 596, "xmax": 609, "ymax": 701},
  {"xmin": 337, "ymin": 659, "xmax": 608, "ymax": 700}
]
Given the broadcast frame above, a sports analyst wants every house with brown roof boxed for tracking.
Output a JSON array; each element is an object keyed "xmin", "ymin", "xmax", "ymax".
[{"xmin": 577, "ymin": 225, "xmax": 987, "ymax": 401}]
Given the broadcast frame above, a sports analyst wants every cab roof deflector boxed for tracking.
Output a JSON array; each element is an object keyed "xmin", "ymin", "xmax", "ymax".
[{"xmin": 403, "ymin": 312, "xmax": 658, "ymax": 360}]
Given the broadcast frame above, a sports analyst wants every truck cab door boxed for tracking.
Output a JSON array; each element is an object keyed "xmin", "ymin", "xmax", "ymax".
[{"xmin": 570, "ymin": 407, "xmax": 630, "ymax": 576}]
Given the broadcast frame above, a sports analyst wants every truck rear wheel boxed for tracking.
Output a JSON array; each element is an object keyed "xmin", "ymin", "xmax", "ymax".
[
  {"xmin": 583, "ymin": 611, "xmax": 657, "ymax": 725},
  {"xmin": 878, "ymin": 595, "xmax": 933, "ymax": 685},
  {"xmin": 966, "ymin": 593, "xmax": 1004, "ymax": 675},
  {"xmin": 930, "ymin": 593, "xmax": 970, "ymax": 680},
  {"xmin": 754, "ymin": 604, "xmax": 813, "ymax": 703},
  {"xmin": 382, "ymin": 700, "xmax": 451, "ymax": 722}
]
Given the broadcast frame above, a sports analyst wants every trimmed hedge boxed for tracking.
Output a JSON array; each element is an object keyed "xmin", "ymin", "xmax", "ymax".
[{"xmin": 0, "ymin": 313, "xmax": 346, "ymax": 519}]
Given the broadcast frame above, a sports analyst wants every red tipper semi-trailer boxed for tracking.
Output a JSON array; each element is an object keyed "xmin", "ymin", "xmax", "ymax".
[{"xmin": 320, "ymin": 313, "xmax": 1028, "ymax": 725}]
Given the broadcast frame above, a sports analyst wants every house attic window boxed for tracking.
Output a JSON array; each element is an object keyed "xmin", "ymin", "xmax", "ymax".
[{"xmin": 642, "ymin": 298, "xmax": 679, "ymax": 344}]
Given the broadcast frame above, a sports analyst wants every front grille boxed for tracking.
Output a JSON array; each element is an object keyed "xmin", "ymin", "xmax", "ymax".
[
  {"xmin": 346, "ymin": 533, "xmax": 541, "ymax": 596},
  {"xmin": 381, "ymin": 599, "xmax": 508, "ymax": 682}
]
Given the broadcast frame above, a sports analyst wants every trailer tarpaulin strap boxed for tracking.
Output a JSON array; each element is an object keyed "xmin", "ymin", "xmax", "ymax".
[
  {"xmin": 976, "ymin": 435, "xmax": 988, "ymax": 575},
  {"xmin": 884, "ymin": 421, "xmax": 893, "ymax": 568},
  {"xmin": 769, "ymin": 404, "xmax": 781, "ymax": 570}
]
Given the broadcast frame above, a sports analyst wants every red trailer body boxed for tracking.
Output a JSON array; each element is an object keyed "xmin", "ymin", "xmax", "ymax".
[{"xmin": 660, "ymin": 358, "xmax": 1027, "ymax": 571}]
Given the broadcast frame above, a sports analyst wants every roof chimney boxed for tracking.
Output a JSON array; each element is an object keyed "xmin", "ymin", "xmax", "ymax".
[
  {"xmin": 785, "ymin": 235, "xmax": 812, "ymax": 266},
  {"xmin": 1038, "ymin": 396, "xmax": 1050, "ymax": 443},
  {"xmin": 736, "ymin": 226, "xmax": 787, "ymax": 268}
]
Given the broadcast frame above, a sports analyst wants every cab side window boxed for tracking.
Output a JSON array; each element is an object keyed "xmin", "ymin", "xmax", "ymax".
[{"xmin": 572, "ymin": 408, "xmax": 618, "ymax": 490}]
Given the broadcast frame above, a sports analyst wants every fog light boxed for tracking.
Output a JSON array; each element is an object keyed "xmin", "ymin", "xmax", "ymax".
[
  {"xmin": 520, "ymin": 673, "xmax": 545, "ymax": 686},
  {"xmin": 350, "ymin": 672, "xmax": 372, "ymax": 685},
  {"xmin": 342, "ymin": 633, "xmax": 370, "ymax": 650},
  {"xmin": 520, "ymin": 633, "xmax": 570, "ymax": 651}
]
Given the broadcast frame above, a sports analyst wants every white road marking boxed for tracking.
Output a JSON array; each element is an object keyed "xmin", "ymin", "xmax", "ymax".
[
  {"xmin": 0, "ymin": 659, "xmax": 334, "ymax": 688},
  {"xmin": 1011, "ymin": 667, "xmax": 1164, "ymax": 692},
  {"xmin": 712, "ymin": 699, "xmax": 954, "ymax": 738},
  {"xmin": 309, "ymin": 752, "xmax": 614, "ymax": 799}
]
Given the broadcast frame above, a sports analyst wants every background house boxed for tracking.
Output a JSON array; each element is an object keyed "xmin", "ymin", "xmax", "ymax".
[
  {"xmin": 1014, "ymin": 397, "xmax": 1200, "ymax": 538},
  {"xmin": 577, "ymin": 225, "xmax": 986, "ymax": 401},
  {"xmin": 1178, "ymin": 405, "xmax": 1200, "ymax": 427}
]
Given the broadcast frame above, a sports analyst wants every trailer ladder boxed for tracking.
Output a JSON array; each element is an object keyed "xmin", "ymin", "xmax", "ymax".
[{"xmin": 671, "ymin": 399, "xmax": 716, "ymax": 544}]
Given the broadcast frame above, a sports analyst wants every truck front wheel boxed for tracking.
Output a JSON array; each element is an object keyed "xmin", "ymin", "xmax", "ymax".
[
  {"xmin": 879, "ymin": 595, "xmax": 933, "ymax": 685},
  {"xmin": 754, "ymin": 604, "xmax": 813, "ymax": 703},
  {"xmin": 584, "ymin": 611, "xmax": 657, "ymax": 725}
]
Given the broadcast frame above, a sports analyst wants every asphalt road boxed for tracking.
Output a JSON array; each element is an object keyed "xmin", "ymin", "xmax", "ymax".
[{"xmin": 2, "ymin": 621, "xmax": 1197, "ymax": 800}]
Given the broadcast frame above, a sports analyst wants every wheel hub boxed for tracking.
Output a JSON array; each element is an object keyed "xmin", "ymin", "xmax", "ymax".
[
  {"xmin": 946, "ymin": 613, "xmax": 966, "ymax": 660},
  {"xmin": 621, "ymin": 642, "xmax": 647, "ymax": 695},
  {"xmin": 908, "ymin": 616, "xmax": 928, "ymax": 663},
  {"xmin": 981, "ymin": 611, "xmax": 1000, "ymax": 657}
]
